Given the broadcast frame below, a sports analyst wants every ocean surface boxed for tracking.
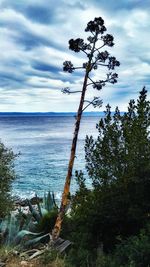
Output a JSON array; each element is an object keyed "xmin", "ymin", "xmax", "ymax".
[{"xmin": 0, "ymin": 115, "xmax": 100, "ymax": 200}]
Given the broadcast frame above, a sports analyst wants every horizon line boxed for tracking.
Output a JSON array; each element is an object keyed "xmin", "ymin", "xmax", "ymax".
[{"xmin": 0, "ymin": 111, "xmax": 125, "ymax": 113}]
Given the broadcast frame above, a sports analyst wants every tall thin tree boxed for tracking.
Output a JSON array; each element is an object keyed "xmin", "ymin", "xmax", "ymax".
[{"xmin": 52, "ymin": 17, "xmax": 120, "ymax": 240}]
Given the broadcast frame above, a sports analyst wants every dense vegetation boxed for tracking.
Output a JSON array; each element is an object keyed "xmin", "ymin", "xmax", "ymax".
[
  {"xmin": 0, "ymin": 89, "xmax": 150, "ymax": 266},
  {"xmin": 0, "ymin": 141, "xmax": 16, "ymax": 218},
  {"xmin": 63, "ymin": 88, "xmax": 150, "ymax": 266}
]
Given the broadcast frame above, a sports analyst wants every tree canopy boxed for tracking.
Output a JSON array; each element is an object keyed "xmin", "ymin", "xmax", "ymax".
[
  {"xmin": 68, "ymin": 88, "xmax": 150, "ymax": 265},
  {"xmin": 85, "ymin": 87, "xmax": 150, "ymax": 188}
]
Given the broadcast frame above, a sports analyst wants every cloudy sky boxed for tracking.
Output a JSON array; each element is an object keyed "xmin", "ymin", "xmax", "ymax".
[{"xmin": 0, "ymin": 0, "xmax": 150, "ymax": 112}]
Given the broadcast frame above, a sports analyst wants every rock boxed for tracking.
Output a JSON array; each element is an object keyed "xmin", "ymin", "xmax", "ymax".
[
  {"xmin": 30, "ymin": 196, "xmax": 43, "ymax": 205},
  {"xmin": 20, "ymin": 260, "xmax": 28, "ymax": 266},
  {"xmin": 0, "ymin": 261, "xmax": 6, "ymax": 267},
  {"xmin": 13, "ymin": 196, "xmax": 28, "ymax": 207},
  {"xmin": 14, "ymin": 196, "xmax": 43, "ymax": 207},
  {"xmin": 12, "ymin": 250, "xmax": 20, "ymax": 256}
]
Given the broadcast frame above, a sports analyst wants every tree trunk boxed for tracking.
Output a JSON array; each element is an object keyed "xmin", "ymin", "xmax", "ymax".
[
  {"xmin": 52, "ymin": 70, "xmax": 89, "ymax": 240},
  {"xmin": 52, "ymin": 32, "xmax": 97, "ymax": 240}
]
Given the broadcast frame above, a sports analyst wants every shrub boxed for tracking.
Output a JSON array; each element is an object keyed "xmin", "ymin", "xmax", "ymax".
[
  {"xmin": 0, "ymin": 141, "xmax": 16, "ymax": 218},
  {"xmin": 96, "ymin": 225, "xmax": 150, "ymax": 267}
]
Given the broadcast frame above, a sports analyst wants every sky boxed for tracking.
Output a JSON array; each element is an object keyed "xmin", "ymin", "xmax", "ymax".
[{"xmin": 0, "ymin": 0, "xmax": 150, "ymax": 112}]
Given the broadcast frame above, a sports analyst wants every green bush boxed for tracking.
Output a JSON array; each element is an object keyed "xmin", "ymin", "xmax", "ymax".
[
  {"xmin": 96, "ymin": 225, "xmax": 150, "ymax": 267},
  {"xmin": 40, "ymin": 248, "xmax": 58, "ymax": 265},
  {"xmin": 0, "ymin": 141, "xmax": 16, "ymax": 218}
]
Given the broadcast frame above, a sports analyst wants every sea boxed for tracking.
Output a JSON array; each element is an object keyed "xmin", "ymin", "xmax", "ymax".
[{"xmin": 0, "ymin": 114, "xmax": 101, "ymax": 200}]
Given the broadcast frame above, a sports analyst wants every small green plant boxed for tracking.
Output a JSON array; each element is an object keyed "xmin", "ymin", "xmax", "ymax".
[
  {"xmin": 40, "ymin": 248, "xmax": 58, "ymax": 265},
  {"xmin": 20, "ymin": 191, "xmax": 58, "ymax": 247},
  {"xmin": 0, "ymin": 245, "xmax": 15, "ymax": 262},
  {"xmin": 37, "ymin": 209, "xmax": 58, "ymax": 234},
  {"xmin": 0, "ymin": 191, "xmax": 58, "ymax": 248},
  {"xmin": 0, "ymin": 210, "xmax": 28, "ymax": 246}
]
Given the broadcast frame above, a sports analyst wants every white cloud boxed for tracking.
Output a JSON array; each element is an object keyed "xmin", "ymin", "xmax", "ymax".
[{"xmin": 0, "ymin": 1, "xmax": 149, "ymax": 111}]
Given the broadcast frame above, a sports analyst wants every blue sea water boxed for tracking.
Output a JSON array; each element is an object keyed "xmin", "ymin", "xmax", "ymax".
[{"xmin": 0, "ymin": 115, "xmax": 100, "ymax": 200}]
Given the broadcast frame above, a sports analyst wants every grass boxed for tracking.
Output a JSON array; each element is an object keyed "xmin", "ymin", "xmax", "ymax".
[{"xmin": 0, "ymin": 246, "xmax": 73, "ymax": 267}]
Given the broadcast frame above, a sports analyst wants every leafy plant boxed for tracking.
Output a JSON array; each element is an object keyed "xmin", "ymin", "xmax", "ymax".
[
  {"xmin": 0, "ymin": 191, "xmax": 58, "ymax": 248},
  {"xmin": 21, "ymin": 191, "xmax": 58, "ymax": 247}
]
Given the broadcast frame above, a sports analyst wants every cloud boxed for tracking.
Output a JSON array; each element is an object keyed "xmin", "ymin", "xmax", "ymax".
[
  {"xmin": 31, "ymin": 60, "xmax": 61, "ymax": 73},
  {"xmin": 0, "ymin": 0, "xmax": 149, "ymax": 111},
  {"xmin": 24, "ymin": 5, "xmax": 54, "ymax": 24}
]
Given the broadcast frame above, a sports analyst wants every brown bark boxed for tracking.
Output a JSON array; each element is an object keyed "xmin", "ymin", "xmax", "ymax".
[{"xmin": 52, "ymin": 71, "xmax": 89, "ymax": 240}]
